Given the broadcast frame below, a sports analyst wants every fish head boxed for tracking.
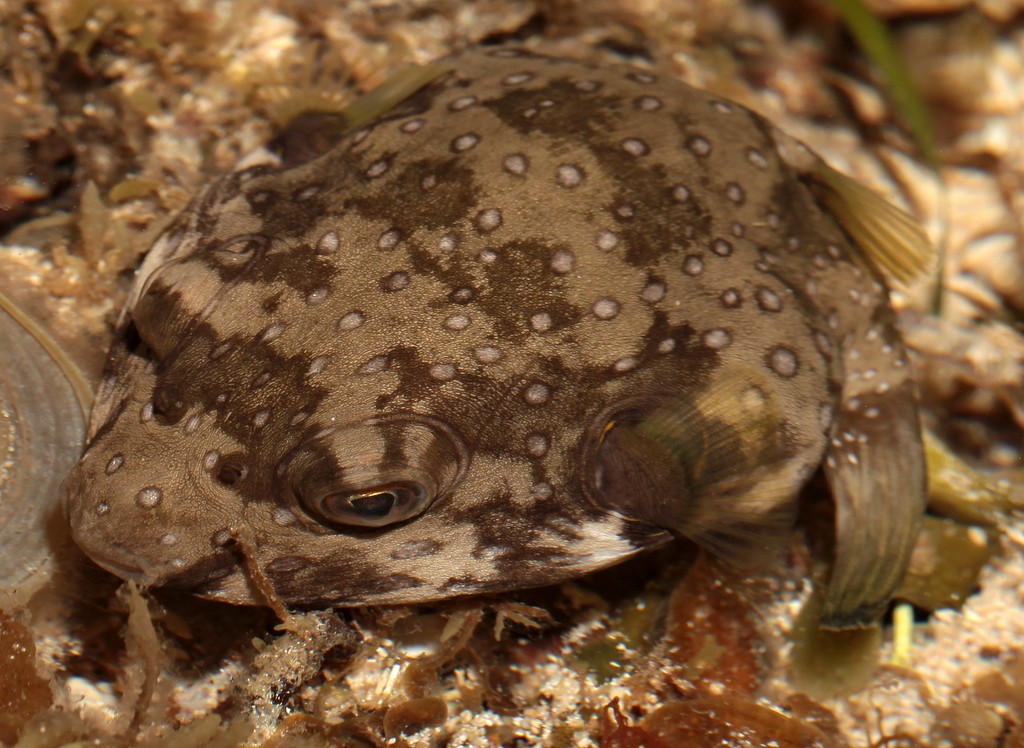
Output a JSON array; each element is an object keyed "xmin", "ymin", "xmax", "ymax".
[{"xmin": 64, "ymin": 203, "xmax": 670, "ymax": 606}]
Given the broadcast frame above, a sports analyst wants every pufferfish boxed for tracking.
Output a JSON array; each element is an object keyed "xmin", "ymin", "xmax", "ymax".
[{"xmin": 65, "ymin": 45, "xmax": 933, "ymax": 628}]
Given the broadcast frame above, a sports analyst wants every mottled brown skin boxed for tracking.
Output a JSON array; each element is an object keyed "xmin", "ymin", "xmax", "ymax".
[{"xmin": 65, "ymin": 47, "xmax": 925, "ymax": 626}]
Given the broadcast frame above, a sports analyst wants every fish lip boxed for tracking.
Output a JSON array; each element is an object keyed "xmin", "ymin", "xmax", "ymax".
[{"xmin": 85, "ymin": 552, "xmax": 150, "ymax": 582}]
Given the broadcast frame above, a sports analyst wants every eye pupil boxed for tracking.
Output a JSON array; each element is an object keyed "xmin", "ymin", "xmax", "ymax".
[
  {"xmin": 312, "ymin": 483, "xmax": 427, "ymax": 528},
  {"xmin": 349, "ymin": 491, "xmax": 396, "ymax": 518}
]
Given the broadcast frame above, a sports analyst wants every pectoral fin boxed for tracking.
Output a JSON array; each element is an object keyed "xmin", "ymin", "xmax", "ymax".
[
  {"xmin": 820, "ymin": 379, "xmax": 927, "ymax": 629},
  {"xmin": 594, "ymin": 370, "xmax": 806, "ymax": 565},
  {"xmin": 772, "ymin": 127, "xmax": 935, "ymax": 284}
]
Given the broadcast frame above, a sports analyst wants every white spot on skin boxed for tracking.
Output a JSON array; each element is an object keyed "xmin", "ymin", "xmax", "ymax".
[
  {"xmin": 377, "ymin": 229, "xmax": 402, "ymax": 250},
  {"xmin": 613, "ymin": 357, "xmax": 638, "ymax": 373},
  {"xmin": 366, "ymin": 159, "xmax": 389, "ymax": 178},
  {"xmin": 475, "ymin": 208, "xmax": 503, "ymax": 233},
  {"xmin": 526, "ymin": 434, "xmax": 549, "ymax": 457},
  {"xmin": 596, "ymin": 230, "xmax": 619, "ymax": 252},
  {"xmin": 296, "ymin": 185, "xmax": 321, "ymax": 201},
  {"xmin": 532, "ymin": 482, "xmax": 553, "ymax": 499},
  {"xmin": 400, "ymin": 118, "xmax": 425, "ymax": 133},
  {"xmin": 575, "ymin": 79, "xmax": 599, "ymax": 92},
  {"xmin": 449, "ymin": 95, "xmax": 477, "ymax": 111},
  {"xmin": 384, "ymin": 271, "xmax": 410, "ymax": 291},
  {"xmin": 726, "ymin": 183, "xmax": 745, "ymax": 203},
  {"xmin": 474, "ymin": 346, "xmax": 502, "ymax": 364},
  {"xmin": 523, "ymin": 382, "xmax": 551, "ymax": 405},
  {"xmin": 317, "ymin": 231, "xmax": 340, "ymax": 254},
  {"xmin": 503, "ymin": 71, "xmax": 533, "ymax": 85},
  {"xmin": 658, "ymin": 338, "xmax": 676, "ymax": 353},
  {"xmin": 203, "ymin": 450, "xmax": 219, "ymax": 471},
  {"xmin": 703, "ymin": 328, "xmax": 732, "ymax": 350},
  {"xmin": 814, "ymin": 331, "xmax": 832, "ymax": 357},
  {"xmin": 616, "ymin": 204, "xmax": 635, "ymax": 219},
  {"xmin": 551, "ymin": 249, "xmax": 576, "ymax": 273},
  {"xmin": 769, "ymin": 347, "xmax": 799, "ymax": 378},
  {"xmin": 592, "ymin": 298, "xmax": 620, "ymax": 320},
  {"xmin": 503, "ymin": 154, "xmax": 528, "ymax": 175},
  {"xmin": 184, "ymin": 414, "xmax": 201, "ymax": 435},
  {"xmin": 721, "ymin": 288, "xmax": 742, "ymax": 308},
  {"xmin": 140, "ymin": 402, "xmax": 154, "ymax": 422},
  {"xmin": 260, "ymin": 323, "xmax": 285, "ymax": 343},
  {"xmin": 95, "ymin": 501, "xmax": 110, "ymax": 516},
  {"xmin": 338, "ymin": 311, "xmax": 365, "ymax": 331},
  {"xmin": 421, "ymin": 174, "xmax": 437, "ymax": 190},
  {"xmin": 358, "ymin": 356, "xmax": 388, "ymax": 375},
  {"xmin": 687, "ymin": 136, "xmax": 711, "ymax": 156},
  {"xmin": 429, "ymin": 363, "xmax": 456, "ymax": 381},
  {"xmin": 438, "ymin": 234, "xmax": 458, "ymax": 253},
  {"xmin": 819, "ymin": 403, "xmax": 834, "ymax": 432},
  {"xmin": 530, "ymin": 312, "xmax": 553, "ymax": 332},
  {"xmin": 135, "ymin": 487, "xmax": 162, "ymax": 509},
  {"xmin": 555, "ymin": 164, "xmax": 585, "ymax": 188},
  {"xmin": 450, "ymin": 287, "xmax": 474, "ymax": 303},
  {"xmin": 683, "ymin": 255, "xmax": 704, "ymax": 276},
  {"xmin": 712, "ymin": 100, "xmax": 733, "ymax": 113},
  {"xmin": 452, "ymin": 133, "xmax": 480, "ymax": 152},
  {"xmin": 306, "ymin": 287, "xmax": 328, "ymax": 305},
  {"xmin": 306, "ymin": 356, "xmax": 329, "ymax": 377},
  {"xmin": 641, "ymin": 282, "xmax": 665, "ymax": 303},
  {"xmin": 747, "ymin": 148, "xmax": 769, "ymax": 169},
  {"xmin": 757, "ymin": 287, "xmax": 783, "ymax": 312},
  {"xmin": 712, "ymin": 239, "xmax": 732, "ymax": 257},
  {"xmin": 444, "ymin": 314, "xmax": 471, "ymax": 331},
  {"xmin": 252, "ymin": 410, "xmax": 270, "ymax": 429},
  {"xmin": 479, "ymin": 249, "xmax": 498, "ymax": 264},
  {"xmin": 106, "ymin": 455, "xmax": 124, "ymax": 474},
  {"xmin": 160, "ymin": 533, "xmax": 178, "ymax": 546},
  {"xmin": 621, "ymin": 138, "xmax": 649, "ymax": 157},
  {"xmin": 273, "ymin": 508, "xmax": 297, "ymax": 526},
  {"xmin": 671, "ymin": 184, "xmax": 690, "ymax": 202},
  {"xmin": 210, "ymin": 341, "xmax": 232, "ymax": 360},
  {"xmin": 635, "ymin": 95, "xmax": 663, "ymax": 111}
]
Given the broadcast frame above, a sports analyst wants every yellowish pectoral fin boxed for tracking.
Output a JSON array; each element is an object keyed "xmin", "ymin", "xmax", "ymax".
[
  {"xmin": 810, "ymin": 161, "xmax": 934, "ymax": 284},
  {"xmin": 820, "ymin": 379, "xmax": 927, "ymax": 629},
  {"xmin": 596, "ymin": 369, "xmax": 804, "ymax": 566},
  {"xmin": 773, "ymin": 128, "xmax": 935, "ymax": 284}
]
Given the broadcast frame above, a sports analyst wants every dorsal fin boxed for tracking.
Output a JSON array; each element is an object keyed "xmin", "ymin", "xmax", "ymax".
[
  {"xmin": 595, "ymin": 369, "xmax": 804, "ymax": 565},
  {"xmin": 772, "ymin": 128, "xmax": 935, "ymax": 284},
  {"xmin": 338, "ymin": 60, "xmax": 454, "ymax": 135}
]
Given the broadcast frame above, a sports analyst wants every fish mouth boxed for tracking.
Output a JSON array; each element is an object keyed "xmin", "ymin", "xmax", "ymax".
[{"xmin": 84, "ymin": 551, "xmax": 152, "ymax": 583}]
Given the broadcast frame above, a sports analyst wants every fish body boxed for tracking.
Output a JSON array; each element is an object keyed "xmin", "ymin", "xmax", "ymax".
[{"xmin": 65, "ymin": 46, "xmax": 928, "ymax": 626}]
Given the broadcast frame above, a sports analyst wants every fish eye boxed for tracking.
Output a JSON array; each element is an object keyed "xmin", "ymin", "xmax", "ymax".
[{"xmin": 315, "ymin": 482, "xmax": 429, "ymax": 528}]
